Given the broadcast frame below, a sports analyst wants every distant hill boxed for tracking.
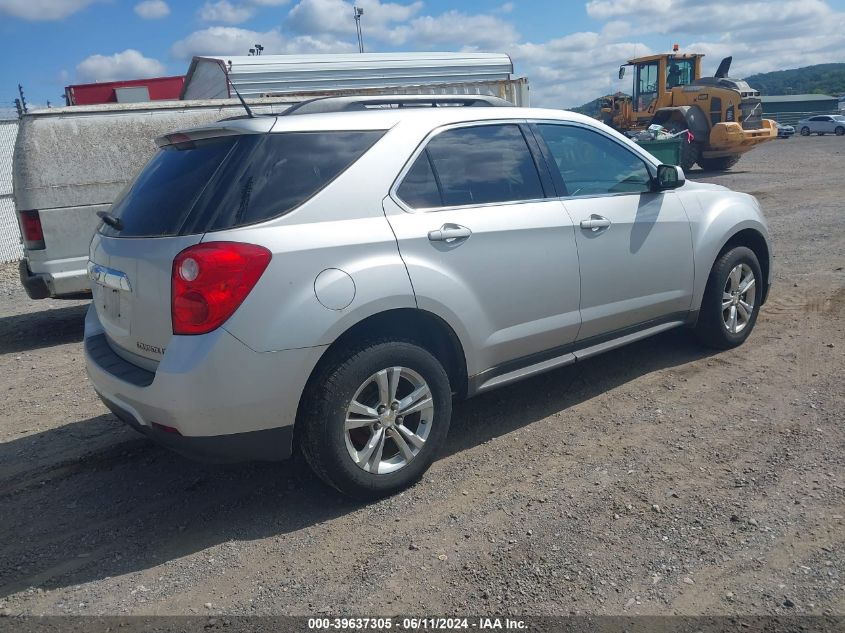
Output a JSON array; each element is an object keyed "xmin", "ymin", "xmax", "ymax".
[
  {"xmin": 744, "ymin": 63, "xmax": 845, "ymax": 96},
  {"xmin": 571, "ymin": 92, "xmax": 629, "ymax": 117}
]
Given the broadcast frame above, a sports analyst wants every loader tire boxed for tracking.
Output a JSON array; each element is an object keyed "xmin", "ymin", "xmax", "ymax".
[
  {"xmin": 698, "ymin": 154, "xmax": 742, "ymax": 171},
  {"xmin": 679, "ymin": 141, "xmax": 701, "ymax": 171}
]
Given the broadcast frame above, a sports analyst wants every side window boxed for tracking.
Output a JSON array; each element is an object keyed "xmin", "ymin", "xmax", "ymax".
[
  {"xmin": 710, "ymin": 97, "xmax": 722, "ymax": 125},
  {"xmin": 396, "ymin": 150, "xmax": 442, "ymax": 208},
  {"xmin": 536, "ymin": 124, "xmax": 652, "ymax": 197},
  {"xmin": 397, "ymin": 124, "xmax": 544, "ymax": 209}
]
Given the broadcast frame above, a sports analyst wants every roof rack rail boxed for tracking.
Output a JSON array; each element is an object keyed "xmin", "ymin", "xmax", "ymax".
[{"xmin": 283, "ymin": 94, "xmax": 514, "ymax": 116}]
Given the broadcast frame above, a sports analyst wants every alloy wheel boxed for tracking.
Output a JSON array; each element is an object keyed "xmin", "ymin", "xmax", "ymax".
[
  {"xmin": 344, "ymin": 367, "xmax": 434, "ymax": 474},
  {"xmin": 722, "ymin": 263, "xmax": 756, "ymax": 334}
]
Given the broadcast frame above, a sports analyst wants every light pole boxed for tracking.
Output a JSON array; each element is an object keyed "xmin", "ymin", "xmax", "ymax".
[{"xmin": 353, "ymin": 6, "xmax": 364, "ymax": 53}]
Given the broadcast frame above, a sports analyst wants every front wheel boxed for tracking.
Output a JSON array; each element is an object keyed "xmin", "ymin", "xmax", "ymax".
[
  {"xmin": 800, "ymin": 127, "xmax": 810, "ymax": 136},
  {"xmin": 298, "ymin": 340, "xmax": 452, "ymax": 499},
  {"xmin": 679, "ymin": 140, "xmax": 702, "ymax": 171},
  {"xmin": 695, "ymin": 246, "xmax": 763, "ymax": 349},
  {"xmin": 835, "ymin": 126, "xmax": 845, "ymax": 136}
]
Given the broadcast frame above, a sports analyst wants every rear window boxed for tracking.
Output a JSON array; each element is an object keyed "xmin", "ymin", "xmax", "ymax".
[{"xmin": 101, "ymin": 131, "xmax": 384, "ymax": 237}]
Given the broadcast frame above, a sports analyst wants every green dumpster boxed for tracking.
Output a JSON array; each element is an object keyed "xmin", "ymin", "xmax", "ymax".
[{"xmin": 634, "ymin": 137, "xmax": 683, "ymax": 166}]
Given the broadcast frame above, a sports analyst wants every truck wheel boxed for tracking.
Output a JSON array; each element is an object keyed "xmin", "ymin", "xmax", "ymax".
[
  {"xmin": 698, "ymin": 155, "xmax": 742, "ymax": 171},
  {"xmin": 679, "ymin": 141, "xmax": 701, "ymax": 171},
  {"xmin": 800, "ymin": 127, "xmax": 810, "ymax": 136},
  {"xmin": 298, "ymin": 339, "xmax": 452, "ymax": 499},
  {"xmin": 835, "ymin": 126, "xmax": 844, "ymax": 136},
  {"xmin": 695, "ymin": 246, "xmax": 763, "ymax": 350}
]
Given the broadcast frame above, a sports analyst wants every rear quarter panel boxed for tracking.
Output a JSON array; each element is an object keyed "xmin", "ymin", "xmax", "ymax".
[{"xmin": 213, "ymin": 127, "xmax": 420, "ymax": 354}]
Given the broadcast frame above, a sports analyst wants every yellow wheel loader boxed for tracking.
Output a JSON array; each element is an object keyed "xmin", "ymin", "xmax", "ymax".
[{"xmin": 599, "ymin": 49, "xmax": 777, "ymax": 170}]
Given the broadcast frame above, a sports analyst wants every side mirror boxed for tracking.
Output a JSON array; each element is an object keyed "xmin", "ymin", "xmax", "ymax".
[
  {"xmin": 618, "ymin": 66, "xmax": 626, "ymax": 80},
  {"xmin": 654, "ymin": 164, "xmax": 685, "ymax": 190}
]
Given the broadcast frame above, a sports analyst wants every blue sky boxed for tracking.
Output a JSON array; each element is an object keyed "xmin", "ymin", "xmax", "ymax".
[{"xmin": 1, "ymin": 0, "xmax": 844, "ymax": 111}]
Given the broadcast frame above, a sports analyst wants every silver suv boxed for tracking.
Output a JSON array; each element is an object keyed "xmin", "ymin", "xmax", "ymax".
[{"xmin": 84, "ymin": 96, "xmax": 772, "ymax": 498}]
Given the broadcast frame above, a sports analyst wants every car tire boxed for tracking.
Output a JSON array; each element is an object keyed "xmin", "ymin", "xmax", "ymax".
[
  {"xmin": 695, "ymin": 246, "xmax": 763, "ymax": 350},
  {"xmin": 697, "ymin": 154, "xmax": 741, "ymax": 171},
  {"xmin": 800, "ymin": 127, "xmax": 810, "ymax": 136},
  {"xmin": 836, "ymin": 126, "xmax": 845, "ymax": 136},
  {"xmin": 298, "ymin": 339, "xmax": 452, "ymax": 499}
]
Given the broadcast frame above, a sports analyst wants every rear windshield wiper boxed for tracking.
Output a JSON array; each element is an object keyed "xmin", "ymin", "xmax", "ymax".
[{"xmin": 97, "ymin": 211, "xmax": 124, "ymax": 231}]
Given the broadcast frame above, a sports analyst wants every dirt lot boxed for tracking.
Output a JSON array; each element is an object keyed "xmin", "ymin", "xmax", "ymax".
[{"xmin": 0, "ymin": 135, "xmax": 842, "ymax": 618}]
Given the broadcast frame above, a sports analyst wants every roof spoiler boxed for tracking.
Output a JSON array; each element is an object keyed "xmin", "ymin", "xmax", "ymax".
[
  {"xmin": 154, "ymin": 120, "xmax": 274, "ymax": 147},
  {"xmin": 283, "ymin": 94, "xmax": 515, "ymax": 116}
]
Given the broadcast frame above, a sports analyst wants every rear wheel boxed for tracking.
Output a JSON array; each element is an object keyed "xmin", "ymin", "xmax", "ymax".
[
  {"xmin": 695, "ymin": 246, "xmax": 763, "ymax": 350},
  {"xmin": 298, "ymin": 340, "xmax": 452, "ymax": 499},
  {"xmin": 800, "ymin": 127, "xmax": 810, "ymax": 136},
  {"xmin": 835, "ymin": 126, "xmax": 844, "ymax": 136},
  {"xmin": 679, "ymin": 141, "xmax": 701, "ymax": 171},
  {"xmin": 698, "ymin": 154, "xmax": 742, "ymax": 171}
]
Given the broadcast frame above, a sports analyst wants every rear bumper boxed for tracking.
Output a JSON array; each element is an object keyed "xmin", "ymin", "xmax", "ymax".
[
  {"xmin": 19, "ymin": 256, "xmax": 91, "ymax": 299},
  {"xmin": 18, "ymin": 259, "xmax": 50, "ymax": 300},
  {"xmin": 84, "ymin": 305, "xmax": 326, "ymax": 462},
  {"xmin": 101, "ymin": 395, "xmax": 294, "ymax": 463}
]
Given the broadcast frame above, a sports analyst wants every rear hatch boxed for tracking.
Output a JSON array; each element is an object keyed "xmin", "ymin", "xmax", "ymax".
[{"xmin": 89, "ymin": 121, "xmax": 385, "ymax": 369}]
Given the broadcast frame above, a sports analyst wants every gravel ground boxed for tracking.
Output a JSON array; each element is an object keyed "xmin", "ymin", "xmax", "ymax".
[{"xmin": 0, "ymin": 135, "xmax": 842, "ymax": 618}]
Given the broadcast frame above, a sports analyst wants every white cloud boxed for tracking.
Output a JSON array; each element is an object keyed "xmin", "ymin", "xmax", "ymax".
[
  {"xmin": 288, "ymin": 0, "xmax": 423, "ymax": 37},
  {"xmin": 76, "ymin": 49, "xmax": 166, "ymax": 83},
  {"xmin": 171, "ymin": 26, "xmax": 355, "ymax": 59},
  {"xmin": 385, "ymin": 10, "xmax": 519, "ymax": 49},
  {"xmin": 287, "ymin": 1, "xmax": 516, "ymax": 49},
  {"xmin": 586, "ymin": 0, "xmax": 669, "ymax": 20},
  {"xmin": 134, "ymin": 0, "xmax": 169, "ymax": 19},
  {"xmin": 0, "ymin": 0, "xmax": 100, "ymax": 20},
  {"xmin": 523, "ymin": 0, "xmax": 845, "ymax": 106},
  {"xmin": 199, "ymin": 0, "xmax": 254, "ymax": 23},
  {"xmin": 165, "ymin": 0, "xmax": 845, "ymax": 109}
]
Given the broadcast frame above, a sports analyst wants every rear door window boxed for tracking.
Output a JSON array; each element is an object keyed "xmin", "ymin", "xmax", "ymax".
[
  {"xmin": 396, "ymin": 124, "xmax": 545, "ymax": 209},
  {"xmin": 396, "ymin": 150, "xmax": 443, "ymax": 208},
  {"xmin": 102, "ymin": 131, "xmax": 384, "ymax": 237}
]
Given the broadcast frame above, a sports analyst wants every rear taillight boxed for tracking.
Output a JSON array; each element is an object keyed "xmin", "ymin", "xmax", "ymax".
[
  {"xmin": 19, "ymin": 210, "xmax": 45, "ymax": 250},
  {"xmin": 171, "ymin": 242, "xmax": 271, "ymax": 335}
]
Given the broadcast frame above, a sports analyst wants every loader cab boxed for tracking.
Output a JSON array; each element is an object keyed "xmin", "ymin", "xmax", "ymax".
[{"xmin": 620, "ymin": 53, "xmax": 703, "ymax": 115}]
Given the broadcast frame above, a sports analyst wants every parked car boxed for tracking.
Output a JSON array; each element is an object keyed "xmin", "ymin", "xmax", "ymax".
[
  {"xmin": 797, "ymin": 114, "xmax": 845, "ymax": 136},
  {"xmin": 775, "ymin": 122, "xmax": 795, "ymax": 138},
  {"xmin": 84, "ymin": 95, "xmax": 772, "ymax": 498}
]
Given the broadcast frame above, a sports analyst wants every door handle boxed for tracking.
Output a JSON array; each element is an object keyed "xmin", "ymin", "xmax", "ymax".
[
  {"xmin": 580, "ymin": 215, "xmax": 612, "ymax": 231},
  {"xmin": 428, "ymin": 224, "xmax": 472, "ymax": 242}
]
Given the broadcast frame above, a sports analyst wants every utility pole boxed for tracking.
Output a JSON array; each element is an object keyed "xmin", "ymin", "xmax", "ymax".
[
  {"xmin": 17, "ymin": 84, "xmax": 27, "ymax": 114},
  {"xmin": 353, "ymin": 6, "xmax": 364, "ymax": 53}
]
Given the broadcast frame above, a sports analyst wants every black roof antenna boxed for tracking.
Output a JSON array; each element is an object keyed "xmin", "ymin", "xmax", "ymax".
[{"xmin": 225, "ymin": 61, "xmax": 255, "ymax": 118}]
